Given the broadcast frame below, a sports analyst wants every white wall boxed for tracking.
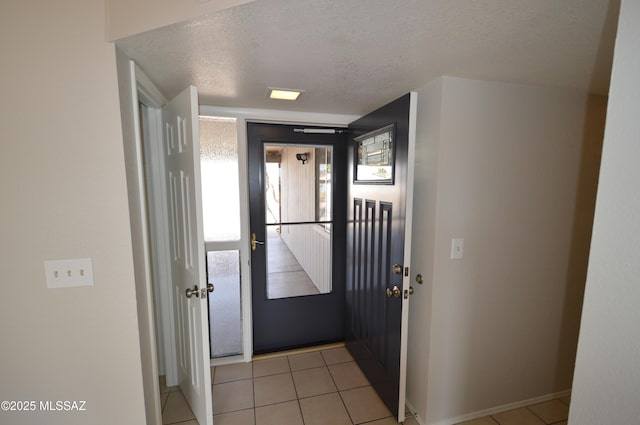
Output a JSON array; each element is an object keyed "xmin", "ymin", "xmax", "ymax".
[
  {"xmin": 0, "ymin": 1, "xmax": 145, "ymax": 424},
  {"xmin": 570, "ymin": 0, "xmax": 640, "ymax": 423},
  {"xmin": 106, "ymin": 0, "xmax": 254, "ymax": 41},
  {"xmin": 407, "ymin": 77, "xmax": 606, "ymax": 424}
]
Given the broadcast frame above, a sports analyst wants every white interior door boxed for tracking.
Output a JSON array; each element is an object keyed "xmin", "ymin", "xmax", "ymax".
[{"xmin": 162, "ymin": 86, "xmax": 213, "ymax": 425}]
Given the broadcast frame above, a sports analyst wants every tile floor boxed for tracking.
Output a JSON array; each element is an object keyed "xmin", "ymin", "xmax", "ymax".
[
  {"xmin": 455, "ymin": 396, "xmax": 571, "ymax": 425},
  {"xmin": 160, "ymin": 346, "xmax": 419, "ymax": 425},
  {"xmin": 160, "ymin": 346, "xmax": 571, "ymax": 425}
]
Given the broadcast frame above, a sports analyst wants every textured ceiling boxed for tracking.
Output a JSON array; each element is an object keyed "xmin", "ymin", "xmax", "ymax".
[{"xmin": 116, "ymin": 0, "xmax": 619, "ymax": 115}]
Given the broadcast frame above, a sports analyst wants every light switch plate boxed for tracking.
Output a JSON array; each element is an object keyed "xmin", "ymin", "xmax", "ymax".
[
  {"xmin": 451, "ymin": 238, "xmax": 464, "ymax": 259},
  {"xmin": 45, "ymin": 258, "xmax": 94, "ymax": 288}
]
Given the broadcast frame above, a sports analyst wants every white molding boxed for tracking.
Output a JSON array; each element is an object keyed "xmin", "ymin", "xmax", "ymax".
[
  {"xmin": 134, "ymin": 63, "xmax": 179, "ymax": 386},
  {"xmin": 405, "ymin": 399, "xmax": 426, "ymax": 425},
  {"xmin": 135, "ymin": 64, "xmax": 167, "ymax": 106},
  {"xmin": 236, "ymin": 118, "xmax": 253, "ymax": 361},
  {"xmin": 126, "ymin": 59, "xmax": 163, "ymax": 425},
  {"xmin": 397, "ymin": 91, "xmax": 419, "ymax": 423},
  {"xmin": 425, "ymin": 390, "xmax": 572, "ymax": 425},
  {"xmin": 204, "ymin": 240, "xmax": 243, "ymax": 252},
  {"xmin": 199, "ymin": 105, "xmax": 359, "ymax": 126}
]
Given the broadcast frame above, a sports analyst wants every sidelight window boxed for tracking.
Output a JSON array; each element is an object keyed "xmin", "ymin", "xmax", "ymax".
[{"xmin": 199, "ymin": 116, "xmax": 243, "ymax": 358}]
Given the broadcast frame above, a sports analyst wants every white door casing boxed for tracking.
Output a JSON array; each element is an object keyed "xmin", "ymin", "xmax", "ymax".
[
  {"xmin": 398, "ymin": 91, "xmax": 418, "ymax": 421},
  {"xmin": 162, "ymin": 86, "xmax": 213, "ymax": 425}
]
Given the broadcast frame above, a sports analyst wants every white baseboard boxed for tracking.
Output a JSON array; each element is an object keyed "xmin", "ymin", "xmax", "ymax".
[
  {"xmin": 414, "ymin": 390, "xmax": 571, "ymax": 425},
  {"xmin": 405, "ymin": 398, "xmax": 427, "ymax": 425}
]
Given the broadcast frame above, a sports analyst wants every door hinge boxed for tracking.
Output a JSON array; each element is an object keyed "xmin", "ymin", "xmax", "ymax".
[{"xmin": 403, "ymin": 286, "xmax": 414, "ymax": 299}]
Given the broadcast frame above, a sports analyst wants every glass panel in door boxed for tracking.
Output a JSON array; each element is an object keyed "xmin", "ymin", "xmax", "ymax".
[{"xmin": 263, "ymin": 144, "xmax": 333, "ymax": 299}]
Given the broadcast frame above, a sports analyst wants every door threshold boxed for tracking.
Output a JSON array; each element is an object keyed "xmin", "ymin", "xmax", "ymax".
[
  {"xmin": 210, "ymin": 354, "xmax": 246, "ymax": 367},
  {"xmin": 252, "ymin": 341, "xmax": 345, "ymax": 361}
]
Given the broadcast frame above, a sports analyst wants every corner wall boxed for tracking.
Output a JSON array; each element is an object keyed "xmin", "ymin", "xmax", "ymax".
[
  {"xmin": 570, "ymin": 0, "xmax": 640, "ymax": 423},
  {"xmin": 407, "ymin": 77, "xmax": 605, "ymax": 424},
  {"xmin": 0, "ymin": 1, "xmax": 145, "ymax": 424}
]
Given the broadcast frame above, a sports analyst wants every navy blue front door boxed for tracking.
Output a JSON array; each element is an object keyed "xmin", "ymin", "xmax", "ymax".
[{"xmin": 346, "ymin": 93, "xmax": 413, "ymax": 419}]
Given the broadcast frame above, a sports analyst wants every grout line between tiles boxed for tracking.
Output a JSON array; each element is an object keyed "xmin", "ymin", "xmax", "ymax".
[
  {"xmin": 252, "ymin": 370, "xmax": 257, "ymax": 414},
  {"xmin": 296, "ymin": 397, "xmax": 308, "ymax": 425},
  {"xmin": 526, "ymin": 405, "xmax": 548, "ymax": 424},
  {"xmin": 252, "ymin": 377, "xmax": 257, "ymax": 425},
  {"xmin": 290, "ymin": 364, "xmax": 302, "ymax": 401},
  {"xmin": 337, "ymin": 389, "xmax": 356, "ymax": 425}
]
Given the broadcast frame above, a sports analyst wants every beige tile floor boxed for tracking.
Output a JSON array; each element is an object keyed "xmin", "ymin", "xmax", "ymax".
[
  {"xmin": 455, "ymin": 396, "xmax": 571, "ymax": 425},
  {"xmin": 160, "ymin": 347, "xmax": 419, "ymax": 425},
  {"xmin": 160, "ymin": 346, "xmax": 571, "ymax": 425}
]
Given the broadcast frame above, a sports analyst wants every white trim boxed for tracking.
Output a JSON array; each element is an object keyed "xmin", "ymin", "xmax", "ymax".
[
  {"xmin": 199, "ymin": 105, "xmax": 358, "ymax": 126},
  {"xmin": 204, "ymin": 240, "xmax": 243, "ymax": 252},
  {"xmin": 422, "ymin": 390, "xmax": 572, "ymax": 425},
  {"xmin": 236, "ymin": 118, "xmax": 253, "ymax": 361},
  {"xmin": 134, "ymin": 64, "xmax": 179, "ymax": 386},
  {"xmin": 126, "ymin": 59, "xmax": 162, "ymax": 425},
  {"xmin": 398, "ymin": 91, "xmax": 419, "ymax": 423},
  {"xmin": 135, "ymin": 64, "xmax": 167, "ymax": 106},
  {"xmin": 405, "ymin": 399, "xmax": 420, "ymax": 423}
]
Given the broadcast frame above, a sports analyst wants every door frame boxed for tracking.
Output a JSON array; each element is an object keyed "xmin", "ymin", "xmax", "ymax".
[
  {"xmin": 119, "ymin": 55, "xmax": 172, "ymax": 425},
  {"xmin": 133, "ymin": 65, "xmax": 180, "ymax": 387},
  {"xmin": 246, "ymin": 123, "xmax": 348, "ymax": 353},
  {"xmin": 399, "ymin": 91, "xmax": 418, "ymax": 421},
  {"xmin": 200, "ymin": 106, "xmax": 358, "ymax": 359}
]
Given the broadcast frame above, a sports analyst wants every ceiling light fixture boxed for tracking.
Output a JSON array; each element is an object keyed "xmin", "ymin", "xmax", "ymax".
[{"xmin": 268, "ymin": 88, "xmax": 303, "ymax": 101}]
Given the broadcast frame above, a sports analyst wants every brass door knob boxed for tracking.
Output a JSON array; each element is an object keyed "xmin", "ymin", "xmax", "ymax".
[
  {"xmin": 386, "ymin": 285, "xmax": 401, "ymax": 298},
  {"xmin": 251, "ymin": 233, "xmax": 265, "ymax": 251}
]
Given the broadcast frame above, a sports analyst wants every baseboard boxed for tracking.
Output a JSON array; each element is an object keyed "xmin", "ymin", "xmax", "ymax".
[
  {"xmin": 405, "ymin": 399, "xmax": 427, "ymax": 425},
  {"xmin": 416, "ymin": 389, "xmax": 572, "ymax": 425}
]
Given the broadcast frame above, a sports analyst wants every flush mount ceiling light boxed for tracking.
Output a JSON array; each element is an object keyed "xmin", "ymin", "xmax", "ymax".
[{"xmin": 268, "ymin": 88, "xmax": 303, "ymax": 101}]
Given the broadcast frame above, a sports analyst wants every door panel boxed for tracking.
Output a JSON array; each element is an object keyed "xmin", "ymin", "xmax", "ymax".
[
  {"xmin": 248, "ymin": 123, "xmax": 347, "ymax": 353},
  {"xmin": 346, "ymin": 93, "xmax": 416, "ymax": 421},
  {"xmin": 162, "ymin": 86, "xmax": 213, "ymax": 425}
]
